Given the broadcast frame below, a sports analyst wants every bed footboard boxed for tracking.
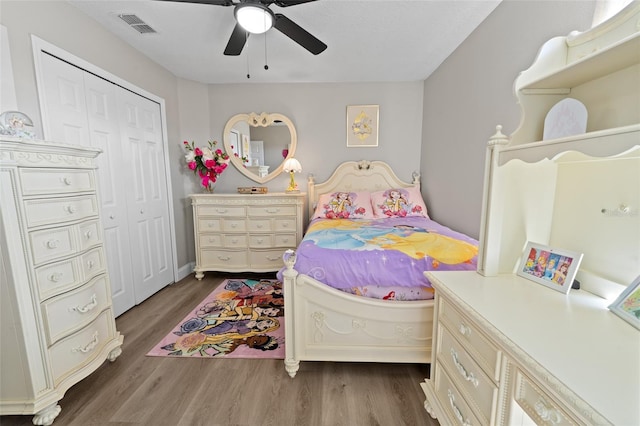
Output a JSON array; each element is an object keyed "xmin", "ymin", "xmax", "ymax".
[{"xmin": 282, "ymin": 250, "xmax": 434, "ymax": 378}]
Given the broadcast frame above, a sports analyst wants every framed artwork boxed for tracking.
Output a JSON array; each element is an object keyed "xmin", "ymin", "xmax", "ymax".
[
  {"xmin": 608, "ymin": 275, "xmax": 640, "ymax": 330},
  {"xmin": 241, "ymin": 134, "xmax": 251, "ymax": 159},
  {"xmin": 516, "ymin": 241, "xmax": 583, "ymax": 294},
  {"xmin": 346, "ymin": 105, "xmax": 379, "ymax": 147},
  {"xmin": 228, "ymin": 129, "xmax": 241, "ymax": 158}
]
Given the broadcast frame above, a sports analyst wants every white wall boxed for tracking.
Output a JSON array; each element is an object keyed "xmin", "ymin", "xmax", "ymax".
[{"xmin": 421, "ymin": 0, "xmax": 596, "ymax": 239}]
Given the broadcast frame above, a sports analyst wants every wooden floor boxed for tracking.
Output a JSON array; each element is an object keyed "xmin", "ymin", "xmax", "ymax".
[{"xmin": 2, "ymin": 273, "xmax": 439, "ymax": 426}]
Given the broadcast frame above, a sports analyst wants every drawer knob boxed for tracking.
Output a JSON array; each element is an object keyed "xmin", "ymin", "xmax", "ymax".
[
  {"xmin": 257, "ymin": 238, "xmax": 264, "ymax": 244},
  {"xmin": 218, "ymin": 255, "xmax": 231, "ymax": 261},
  {"xmin": 231, "ymin": 223, "xmax": 238, "ymax": 228},
  {"xmin": 231, "ymin": 238, "xmax": 239, "ymax": 244},
  {"xmin": 282, "ymin": 238, "xmax": 290, "ymax": 243},
  {"xmin": 65, "ymin": 205, "xmax": 77, "ymax": 214},
  {"xmin": 267, "ymin": 255, "xmax": 280, "ymax": 261},
  {"xmin": 282, "ymin": 223, "xmax": 289, "ymax": 228},
  {"xmin": 450, "ymin": 348, "xmax": 479, "ymax": 387},
  {"xmin": 72, "ymin": 331, "xmax": 99, "ymax": 354},
  {"xmin": 459, "ymin": 324, "xmax": 471, "ymax": 337},
  {"xmin": 87, "ymin": 260, "xmax": 95, "ymax": 269},
  {"xmin": 535, "ymin": 399, "xmax": 561, "ymax": 424},
  {"xmin": 49, "ymin": 272, "xmax": 63, "ymax": 282},
  {"xmin": 447, "ymin": 390, "xmax": 471, "ymax": 426},
  {"xmin": 216, "ymin": 208, "xmax": 228, "ymax": 214},
  {"xmin": 265, "ymin": 208, "xmax": 279, "ymax": 214},
  {"xmin": 69, "ymin": 294, "xmax": 98, "ymax": 314},
  {"xmin": 61, "ymin": 177, "xmax": 72, "ymax": 185},
  {"xmin": 257, "ymin": 224, "xmax": 264, "ymax": 229},
  {"xmin": 46, "ymin": 239, "xmax": 60, "ymax": 249},
  {"xmin": 84, "ymin": 230, "xmax": 93, "ymax": 239}
]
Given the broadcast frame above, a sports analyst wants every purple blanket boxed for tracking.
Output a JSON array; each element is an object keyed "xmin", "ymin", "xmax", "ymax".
[{"xmin": 280, "ymin": 217, "xmax": 478, "ymax": 290}]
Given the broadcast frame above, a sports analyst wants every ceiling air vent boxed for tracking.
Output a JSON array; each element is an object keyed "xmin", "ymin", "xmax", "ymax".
[{"xmin": 118, "ymin": 14, "xmax": 157, "ymax": 34}]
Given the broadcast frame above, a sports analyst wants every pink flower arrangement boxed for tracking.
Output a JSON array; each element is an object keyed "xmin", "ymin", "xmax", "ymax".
[{"xmin": 182, "ymin": 140, "xmax": 231, "ymax": 191}]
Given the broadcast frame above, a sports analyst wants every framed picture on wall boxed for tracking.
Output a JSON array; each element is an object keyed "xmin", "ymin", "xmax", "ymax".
[
  {"xmin": 516, "ymin": 241, "xmax": 583, "ymax": 294},
  {"xmin": 608, "ymin": 275, "xmax": 640, "ymax": 330},
  {"xmin": 346, "ymin": 105, "xmax": 379, "ymax": 147}
]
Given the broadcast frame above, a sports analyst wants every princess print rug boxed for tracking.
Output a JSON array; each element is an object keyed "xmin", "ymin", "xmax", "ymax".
[{"xmin": 146, "ymin": 278, "xmax": 284, "ymax": 359}]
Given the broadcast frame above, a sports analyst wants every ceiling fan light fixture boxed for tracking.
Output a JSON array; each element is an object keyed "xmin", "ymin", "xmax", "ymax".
[{"xmin": 235, "ymin": 3, "xmax": 274, "ymax": 34}]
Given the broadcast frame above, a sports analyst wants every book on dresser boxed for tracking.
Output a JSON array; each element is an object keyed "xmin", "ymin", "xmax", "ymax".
[
  {"xmin": 190, "ymin": 192, "xmax": 305, "ymax": 279},
  {"xmin": 421, "ymin": 3, "xmax": 640, "ymax": 426},
  {"xmin": 0, "ymin": 137, "xmax": 124, "ymax": 425}
]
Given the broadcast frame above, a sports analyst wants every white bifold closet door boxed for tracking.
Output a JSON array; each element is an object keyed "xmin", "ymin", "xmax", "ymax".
[{"xmin": 38, "ymin": 53, "xmax": 173, "ymax": 316}]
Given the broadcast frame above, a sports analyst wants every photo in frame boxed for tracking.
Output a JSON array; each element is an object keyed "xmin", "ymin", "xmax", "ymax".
[
  {"xmin": 608, "ymin": 275, "xmax": 640, "ymax": 330},
  {"xmin": 228, "ymin": 129, "xmax": 241, "ymax": 158},
  {"xmin": 516, "ymin": 241, "xmax": 583, "ymax": 294},
  {"xmin": 346, "ymin": 105, "xmax": 379, "ymax": 147}
]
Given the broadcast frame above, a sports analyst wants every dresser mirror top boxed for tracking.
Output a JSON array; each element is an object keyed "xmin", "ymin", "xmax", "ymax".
[{"xmin": 223, "ymin": 112, "xmax": 297, "ymax": 184}]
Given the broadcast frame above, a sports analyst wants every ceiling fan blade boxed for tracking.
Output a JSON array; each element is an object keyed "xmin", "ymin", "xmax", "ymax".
[
  {"xmin": 273, "ymin": 13, "xmax": 326, "ymax": 55},
  {"xmin": 224, "ymin": 23, "xmax": 249, "ymax": 56},
  {"xmin": 273, "ymin": 0, "xmax": 318, "ymax": 7},
  {"xmin": 154, "ymin": 0, "xmax": 233, "ymax": 5}
]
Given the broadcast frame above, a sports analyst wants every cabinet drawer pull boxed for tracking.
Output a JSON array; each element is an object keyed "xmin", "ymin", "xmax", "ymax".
[
  {"xmin": 447, "ymin": 389, "xmax": 471, "ymax": 426},
  {"xmin": 282, "ymin": 238, "xmax": 290, "ymax": 243},
  {"xmin": 61, "ymin": 177, "xmax": 72, "ymax": 185},
  {"xmin": 72, "ymin": 331, "xmax": 99, "ymax": 353},
  {"xmin": 46, "ymin": 239, "xmax": 60, "ymax": 249},
  {"xmin": 265, "ymin": 208, "xmax": 280, "ymax": 214},
  {"xmin": 65, "ymin": 205, "xmax": 77, "ymax": 214},
  {"xmin": 450, "ymin": 348, "xmax": 479, "ymax": 387},
  {"xmin": 215, "ymin": 208, "xmax": 228, "ymax": 214},
  {"xmin": 87, "ymin": 260, "xmax": 95, "ymax": 269},
  {"xmin": 256, "ymin": 224, "xmax": 264, "ymax": 229},
  {"xmin": 218, "ymin": 255, "xmax": 231, "ymax": 261},
  {"xmin": 256, "ymin": 238, "xmax": 264, "ymax": 244},
  {"xmin": 49, "ymin": 272, "xmax": 63, "ymax": 282},
  {"xmin": 267, "ymin": 255, "xmax": 280, "ymax": 261},
  {"xmin": 70, "ymin": 294, "xmax": 98, "ymax": 313},
  {"xmin": 230, "ymin": 223, "xmax": 238, "ymax": 228},
  {"xmin": 459, "ymin": 323, "xmax": 471, "ymax": 337},
  {"xmin": 282, "ymin": 222, "xmax": 289, "ymax": 228},
  {"xmin": 535, "ymin": 399, "xmax": 561, "ymax": 424},
  {"xmin": 231, "ymin": 238, "xmax": 239, "ymax": 244},
  {"xmin": 84, "ymin": 230, "xmax": 93, "ymax": 239}
]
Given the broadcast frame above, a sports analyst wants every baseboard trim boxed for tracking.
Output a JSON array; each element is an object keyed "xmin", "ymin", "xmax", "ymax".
[{"xmin": 176, "ymin": 262, "xmax": 195, "ymax": 282}]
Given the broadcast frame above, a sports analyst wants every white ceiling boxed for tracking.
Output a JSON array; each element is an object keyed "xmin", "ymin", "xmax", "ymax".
[{"xmin": 68, "ymin": 0, "xmax": 502, "ymax": 84}]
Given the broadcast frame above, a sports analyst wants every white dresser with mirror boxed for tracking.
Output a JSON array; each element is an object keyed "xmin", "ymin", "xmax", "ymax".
[{"xmin": 422, "ymin": 3, "xmax": 639, "ymax": 425}]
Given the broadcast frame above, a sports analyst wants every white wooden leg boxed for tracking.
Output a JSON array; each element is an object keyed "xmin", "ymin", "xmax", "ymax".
[
  {"xmin": 108, "ymin": 345, "xmax": 122, "ymax": 362},
  {"xmin": 32, "ymin": 403, "xmax": 61, "ymax": 425},
  {"xmin": 285, "ymin": 358, "xmax": 300, "ymax": 378},
  {"xmin": 195, "ymin": 271, "xmax": 204, "ymax": 280}
]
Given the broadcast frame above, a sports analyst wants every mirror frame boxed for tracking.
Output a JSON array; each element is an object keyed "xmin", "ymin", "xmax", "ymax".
[{"xmin": 223, "ymin": 112, "xmax": 297, "ymax": 184}]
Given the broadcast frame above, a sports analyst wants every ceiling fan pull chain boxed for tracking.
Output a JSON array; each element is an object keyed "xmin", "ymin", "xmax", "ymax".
[
  {"xmin": 264, "ymin": 32, "xmax": 269, "ymax": 70},
  {"xmin": 246, "ymin": 33, "xmax": 250, "ymax": 79}
]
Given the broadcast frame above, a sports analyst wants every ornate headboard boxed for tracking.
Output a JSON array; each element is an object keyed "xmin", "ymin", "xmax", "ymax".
[{"xmin": 307, "ymin": 160, "xmax": 420, "ymax": 218}]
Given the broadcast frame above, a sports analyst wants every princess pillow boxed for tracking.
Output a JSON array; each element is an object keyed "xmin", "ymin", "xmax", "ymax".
[
  {"xmin": 371, "ymin": 186, "xmax": 429, "ymax": 218},
  {"xmin": 313, "ymin": 191, "xmax": 375, "ymax": 219}
]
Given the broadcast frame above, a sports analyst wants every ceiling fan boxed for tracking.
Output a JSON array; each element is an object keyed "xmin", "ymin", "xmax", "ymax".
[{"xmin": 157, "ymin": 0, "xmax": 327, "ymax": 56}]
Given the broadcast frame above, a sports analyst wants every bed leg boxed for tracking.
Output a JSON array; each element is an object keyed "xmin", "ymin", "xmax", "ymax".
[{"xmin": 285, "ymin": 358, "xmax": 300, "ymax": 378}]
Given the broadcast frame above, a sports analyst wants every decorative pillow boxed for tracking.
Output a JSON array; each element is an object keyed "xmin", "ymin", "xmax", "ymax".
[
  {"xmin": 371, "ymin": 186, "xmax": 429, "ymax": 218},
  {"xmin": 312, "ymin": 191, "xmax": 375, "ymax": 219}
]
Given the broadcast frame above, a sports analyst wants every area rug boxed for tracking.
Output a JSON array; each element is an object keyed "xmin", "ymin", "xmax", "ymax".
[{"xmin": 146, "ymin": 278, "xmax": 284, "ymax": 359}]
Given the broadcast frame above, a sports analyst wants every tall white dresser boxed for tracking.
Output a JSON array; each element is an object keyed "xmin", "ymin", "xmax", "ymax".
[
  {"xmin": 190, "ymin": 192, "xmax": 305, "ymax": 279},
  {"xmin": 422, "ymin": 3, "xmax": 639, "ymax": 426},
  {"xmin": 0, "ymin": 138, "xmax": 123, "ymax": 425}
]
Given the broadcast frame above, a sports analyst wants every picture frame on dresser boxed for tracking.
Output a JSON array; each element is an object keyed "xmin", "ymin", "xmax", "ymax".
[
  {"xmin": 608, "ymin": 275, "xmax": 640, "ymax": 330},
  {"xmin": 516, "ymin": 241, "xmax": 583, "ymax": 294}
]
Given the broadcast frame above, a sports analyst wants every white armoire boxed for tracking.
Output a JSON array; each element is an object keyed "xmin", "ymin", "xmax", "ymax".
[
  {"xmin": 0, "ymin": 138, "xmax": 123, "ymax": 425},
  {"xmin": 422, "ymin": 3, "xmax": 639, "ymax": 425}
]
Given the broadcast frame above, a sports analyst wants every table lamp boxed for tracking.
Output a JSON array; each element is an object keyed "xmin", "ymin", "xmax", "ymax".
[{"xmin": 282, "ymin": 157, "xmax": 302, "ymax": 193}]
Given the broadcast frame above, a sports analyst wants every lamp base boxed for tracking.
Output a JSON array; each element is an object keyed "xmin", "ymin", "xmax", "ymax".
[{"xmin": 285, "ymin": 188, "xmax": 300, "ymax": 193}]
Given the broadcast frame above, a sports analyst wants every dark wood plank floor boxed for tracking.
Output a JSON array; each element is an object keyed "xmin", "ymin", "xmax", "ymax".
[{"xmin": 2, "ymin": 273, "xmax": 439, "ymax": 426}]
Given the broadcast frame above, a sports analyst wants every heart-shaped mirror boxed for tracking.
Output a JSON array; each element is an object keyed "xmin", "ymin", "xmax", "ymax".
[{"xmin": 223, "ymin": 112, "xmax": 297, "ymax": 184}]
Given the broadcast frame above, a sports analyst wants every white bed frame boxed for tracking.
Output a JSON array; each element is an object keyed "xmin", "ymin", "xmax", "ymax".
[{"xmin": 282, "ymin": 160, "xmax": 434, "ymax": 378}]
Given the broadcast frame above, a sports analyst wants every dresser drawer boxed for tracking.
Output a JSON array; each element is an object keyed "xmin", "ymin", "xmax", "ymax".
[
  {"xmin": 19, "ymin": 168, "xmax": 96, "ymax": 196},
  {"xmin": 35, "ymin": 258, "xmax": 82, "ymax": 300},
  {"xmin": 198, "ymin": 218, "xmax": 221, "ymax": 232},
  {"xmin": 41, "ymin": 275, "xmax": 111, "ymax": 345},
  {"xmin": 248, "ymin": 205, "xmax": 296, "ymax": 217},
  {"xmin": 200, "ymin": 249, "xmax": 248, "ymax": 268},
  {"xmin": 434, "ymin": 361, "xmax": 483, "ymax": 426},
  {"xmin": 30, "ymin": 225, "xmax": 76, "ymax": 265},
  {"xmin": 275, "ymin": 217, "xmax": 297, "ymax": 232},
  {"xmin": 274, "ymin": 233, "xmax": 297, "ymax": 247},
  {"xmin": 199, "ymin": 233, "xmax": 223, "ymax": 248},
  {"xmin": 224, "ymin": 234, "xmax": 248, "ymax": 248},
  {"xmin": 49, "ymin": 309, "xmax": 116, "ymax": 386},
  {"xmin": 222, "ymin": 218, "xmax": 247, "ymax": 232},
  {"xmin": 250, "ymin": 249, "xmax": 286, "ymax": 269},
  {"xmin": 249, "ymin": 234, "xmax": 273, "ymax": 248},
  {"xmin": 80, "ymin": 247, "xmax": 107, "ymax": 280},
  {"xmin": 248, "ymin": 218, "xmax": 275, "ymax": 232},
  {"xmin": 24, "ymin": 194, "xmax": 98, "ymax": 227},
  {"xmin": 197, "ymin": 205, "xmax": 246, "ymax": 217},
  {"xmin": 439, "ymin": 297, "xmax": 501, "ymax": 381},
  {"xmin": 78, "ymin": 220, "xmax": 102, "ymax": 251},
  {"xmin": 513, "ymin": 368, "xmax": 580, "ymax": 426},
  {"xmin": 438, "ymin": 324, "xmax": 498, "ymax": 423}
]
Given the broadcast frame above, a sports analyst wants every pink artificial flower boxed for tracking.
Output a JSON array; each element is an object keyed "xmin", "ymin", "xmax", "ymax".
[
  {"xmin": 201, "ymin": 176, "xmax": 210, "ymax": 187},
  {"xmin": 194, "ymin": 147, "xmax": 203, "ymax": 156},
  {"xmin": 215, "ymin": 149, "xmax": 223, "ymax": 155},
  {"xmin": 214, "ymin": 166, "xmax": 224, "ymax": 174},
  {"xmin": 198, "ymin": 169, "xmax": 207, "ymax": 178},
  {"xmin": 204, "ymin": 159, "xmax": 215, "ymax": 168},
  {"xmin": 188, "ymin": 161, "xmax": 197, "ymax": 170}
]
